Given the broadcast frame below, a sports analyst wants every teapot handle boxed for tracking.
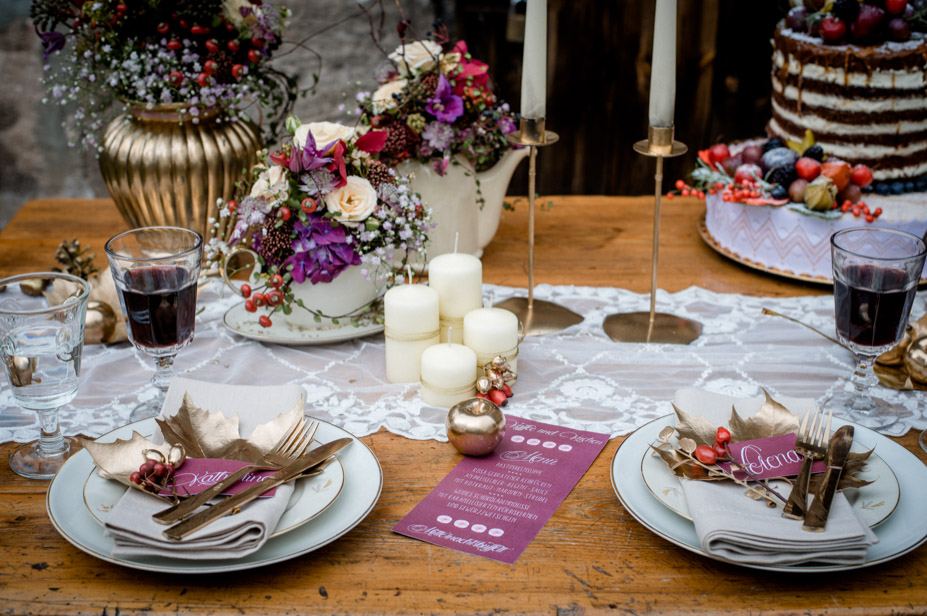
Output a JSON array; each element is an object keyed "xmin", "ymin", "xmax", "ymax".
[{"xmin": 219, "ymin": 248, "xmax": 261, "ymax": 297}]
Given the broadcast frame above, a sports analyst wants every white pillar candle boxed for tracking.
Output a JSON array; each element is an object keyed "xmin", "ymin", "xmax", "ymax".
[
  {"xmin": 463, "ymin": 306, "xmax": 519, "ymax": 377},
  {"xmin": 428, "ymin": 252, "xmax": 483, "ymax": 344},
  {"xmin": 520, "ymin": 0, "xmax": 547, "ymax": 119},
  {"xmin": 384, "ymin": 283, "xmax": 440, "ymax": 383},
  {"xmin": 648, "ymin": 0, "xmax": 676, "ymax": 127},
  {"xmin": 420, "ymin": 342, "xmax": 477, "ymax": 408}
]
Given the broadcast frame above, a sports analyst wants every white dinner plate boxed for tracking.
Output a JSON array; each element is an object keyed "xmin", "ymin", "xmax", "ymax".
[
  {"xmin": 48, "ymin": 417, "xmax": 382, "ymax": 574},
  {"xmin": 612, "ymin": 414, "xmax": 927, "ymax": 572},
  {"xmin": 223, "ymin": 302, "xmax": 383, "ymax": 345},
  {"xmin": 640, "ymin": 432, "xmax": 900, "ymax": 528},
  {"xmin": 82, "ymin": 434, "xmax": 346, "ymax": 538}
]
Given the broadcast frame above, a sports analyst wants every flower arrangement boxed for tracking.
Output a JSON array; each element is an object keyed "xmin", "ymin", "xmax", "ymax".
[
  {"xmin": 207, "ymin": 118, "xmax": 433, "ymax": 327},
  {"xmin": 30, "ymin": 0, "xmax": 301, "ymax": 151},
  {"xmin": 353, "ymin": 33, "xmax": 517, "ymax": 177}
]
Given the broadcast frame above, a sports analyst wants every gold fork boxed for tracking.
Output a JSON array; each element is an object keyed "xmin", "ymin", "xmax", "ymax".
[
  {"xmin": 782, "ymin": 405, "xmax": 831, "ymax": 520},
  {"xmin": 152, "ymin": 416, "xmax": 319, "ymax": 524}
]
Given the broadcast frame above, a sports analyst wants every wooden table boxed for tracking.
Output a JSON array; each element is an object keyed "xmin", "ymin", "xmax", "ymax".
[{"xmin": 1, "ymin": 198, "xmax": 925, "ymax": 615}]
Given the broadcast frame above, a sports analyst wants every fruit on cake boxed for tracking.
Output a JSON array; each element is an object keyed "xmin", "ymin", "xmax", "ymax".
[{"xmin": 688, "ymin": 1, "xmax": 927, "ymax": 281}]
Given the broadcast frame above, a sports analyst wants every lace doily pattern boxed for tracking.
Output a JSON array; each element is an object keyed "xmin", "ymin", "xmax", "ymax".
[{"xmin": 2, "ymin": 281, "xmax": 925, "ymax": 443}]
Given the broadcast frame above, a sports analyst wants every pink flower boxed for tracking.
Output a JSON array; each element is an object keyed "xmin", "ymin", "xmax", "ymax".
[{"xmin": 451, "ymin": 40, "xmax": 489, "ymax": 96}]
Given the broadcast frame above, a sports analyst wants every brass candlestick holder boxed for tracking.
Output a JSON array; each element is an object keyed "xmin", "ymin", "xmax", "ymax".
[
  {"xmin": 603, "ymin": 125, "xmax": 702, "ymax": 344},
  {"xmin": 496, "ymin": 117, "xmax": 583, "ymax": 336}
]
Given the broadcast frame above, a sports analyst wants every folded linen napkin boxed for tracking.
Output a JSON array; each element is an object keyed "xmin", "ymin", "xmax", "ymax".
[
  {"xmin": 674, "ymin": 388, "xmax": 878, "ymax": 567},
  {"xmin": 104, "ymin": 377, "xmax": 305, "ymax": 560}
]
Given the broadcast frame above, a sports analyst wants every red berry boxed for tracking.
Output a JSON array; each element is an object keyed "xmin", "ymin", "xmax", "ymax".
[
  {"xmin": 130, "ymin": 471, "xmax": 143, "ymax": 484},
  {"xmin": 795, "ymin": 157, "xmax": 822, "ymax": 181},
  {"xmin": 204, "ymin": 60, "xmax": 218, "ymax": 75},
  {"xmin": 244, "ymin": 299, "xmax": 257, "ymax": 312},
  {"xmin": 168, "ymin": 71, "xmax": 183, "ymax": 86},
  {"xmin": 259, "ymin": 315, "xmax": 273, "ymax": 328},
  {"xmin": 850, "ymin": 164, "xmax": 873, "ymax": 188},
  {"xmin": 250, "ymin": 36, "xmax": 265, "ymax": 48},
  {"xmin": 253, "ymin": 292, "xmax": 266, "ymax": 307},
  {"xmin": 708, "ymin": 143, "xmax": 730, "ymax": 164},
  {"xmin": 865, "ymin": 214, "xmax": 874, "ymax": 223},
  {"xmin": 248, "ymin": 49, "xmax": 262, "ymax": 63},
  {"xmin": 166, "ymin": 39, "xmax": 182, "ymax": 51},
  {"xmin": 301, "ymin": 197, "xmax": 317, "ymax": 214},
  {"xmin": 734, "ymin": 163, "xmax": 762, "ymax": 186},
  {"xmin": 712, "ymin": 442, "xmax": 728, "ymax": 460},
  {"xmin": 231, "ymin": 64, "xmax": 245, "ymax": 79},
  {"xmin": 475, "ymin": 392, "xmax": 491, "ymax": 400},
  {"xmin": 851, "ymin": 5, "xmax": 885, "ymax": 42},
  {"xmin": 681, "ymin": 188, "xmax": 690, "ymax": 197},
  {"xmin": 885, "ymin": 0, "xmax": 908, "ymax": 16},
  {"xmin": 240, "ymin": 283, "xmax": 251, "ymax": 298},
  {"xmin": 502, "ymin": 384, "xmax": 513, "ymax": 398},
  {"xmin": 841, "ymin": 202, "xmax": 850, "ymax": 213},
  {"xmin": 205, "ymin": 39, "xmax": 220, "ymax": 53},
  {"xmin": 140, "ymin": 459, "xmax": 155, "ymax": 475},
  {"xmin": 152, "ymin": 462, "xmax": 167, "ymax": 479},
  {"xmin": 270, "ymin": 274, "xmax": 284, "ymax": 288},
  {"xmin": 279, "ymin": 206, "xmax": 291, "ymax": 221},
  {"xmin": 197, "ymin": 72, "xmax": 209, "ymax": 87},
  {"xmin": 715, "ymin": 426, "xmax": 731, "ymax": 445},
  {"xmin": 888, "ymin": 17, "xmax": 911, "ymax": 42},
  {"xmin": 157, "ymin": 22, "xmax": 169, "ymax": 34},
  {"xmin": 675, "ymin": 179, "xmax": 686, "ymax": 190},
  {"xmin": 228, "ymin": 39, "xmax": 241, "ymax": 52},
  {"xmin": 665, "ymin": 192, "xmax": 674, "ymax": 200},
  {"xmin": 694, "ymin": 445, "xmax": 717, "ymax": 465},
  {"xmin": 874, "ymin": 207, "xmax": 883, "ymax": 216},
  {"xmin": 819, "ymin": 16, "xmax": 847, "ymax": 43},
  {"xmin": 488, "ymin": 389, "xmax": 508, "ymax": 407},
  {"xmin": 267, "ymin": 290, "xmax": 283, "ymax": 306},
  {"xmin": 190, "ymin": 25, "xmax": 210, "ymax": 36}
]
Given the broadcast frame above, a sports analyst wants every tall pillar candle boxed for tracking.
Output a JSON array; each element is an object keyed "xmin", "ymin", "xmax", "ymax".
[
  {"xmin": 428, "ymin": 252, "xmax": 483, "ymax": 344},
  {"xmin": 463, "ymin": 306, "xmax": 519, "ymax": 378},
  {"xmin": 648, "ymin": 0, "xmax": 677, "ymax": 127},
  {"xmin": 420, "ymin": 342, "xmax": 478, "ymax": 408},
  {"xmin": 520, "ymin": 0, "xmax": 548, "ymax": 119},
  {"xmin": 384, "ymin": 283, "xmax": 440, "ymax": 383}
]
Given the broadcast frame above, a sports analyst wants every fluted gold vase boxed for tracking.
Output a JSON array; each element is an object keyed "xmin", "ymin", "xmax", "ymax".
[{"xmin": 99, "ymin": 104, "xmax": 261, "ymax": 239}]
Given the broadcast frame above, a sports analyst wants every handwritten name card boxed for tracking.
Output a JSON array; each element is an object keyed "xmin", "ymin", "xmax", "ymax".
[
  {"xmin": 158, "ymin": 458, "xmax": 278, "ymax": 498},
  {"xmin": 719, "ymin": 433, "xmax": 826, "ymax": 481},
  {"xmin": 393, "ymin": 417, "xmax": 607, "ymax": 564}
]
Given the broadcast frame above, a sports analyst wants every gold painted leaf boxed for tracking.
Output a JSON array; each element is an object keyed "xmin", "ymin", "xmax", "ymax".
[
  {"xmin": 672, "ymin": 403, "xmax": 718, "ymax": 446},
  {"xmin": 678, "ymin": 437, "xmax": 697, "ymax": 454},
  {"xmin": 658, "ymin": 425, "xmax": 675, "ymax": 442},
  {"xmin": 728, "ymin": 391, "xmax": 800, "ymax": 442},
  {"xmin": 79, "ymin": 432, "xmax": 171, "ymax": 486},
  {"xmin": 744, "ymin": 486, "xmax": 765, "ymax": 500}
]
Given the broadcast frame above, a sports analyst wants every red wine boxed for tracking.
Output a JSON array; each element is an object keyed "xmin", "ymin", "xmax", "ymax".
[
  {"xmin": 117, "ymin": 266, "xmax": 197, "ymax": 350},
  {"xmin": 834, "ymin": 264, "xmax": 916, "ymax": 349}
]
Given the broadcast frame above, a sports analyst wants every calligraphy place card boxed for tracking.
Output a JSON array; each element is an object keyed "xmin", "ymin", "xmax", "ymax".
[
  {"xmin": 393, "ymin": 416, "xmax": 608, "ymax": 564},
  {"xmin": 158, "ymin": 458, "xmax": 278, "ymax": 498},
  {"xmin": 718, "ymin": 434, "xmax": 826, "ymax": 480}
]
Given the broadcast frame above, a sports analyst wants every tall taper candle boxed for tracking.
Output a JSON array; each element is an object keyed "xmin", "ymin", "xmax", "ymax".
[
  {"xmin": 648, "ymin": 0, "xmax": 677, "ymax": 127},
  {"xmin": 520, "ymin": 0, "xmax": 548, "ymax": 119}
]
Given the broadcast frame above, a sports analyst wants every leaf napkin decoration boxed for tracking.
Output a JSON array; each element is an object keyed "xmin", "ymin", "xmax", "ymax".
[
  {"xmin": 79, "ymin": 432, "xmax": 171, "ymax": 484},
  {"xmin": 728, "ymin": 390, "xmax": 799, "ymax": 442}
]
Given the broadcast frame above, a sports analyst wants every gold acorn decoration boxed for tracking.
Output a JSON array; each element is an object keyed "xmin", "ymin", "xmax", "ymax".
[{"xmin": 52, "ymin": 238, "xmax": 99, "ymax": 280}]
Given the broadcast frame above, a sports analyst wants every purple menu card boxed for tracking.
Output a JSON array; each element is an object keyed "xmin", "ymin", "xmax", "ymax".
[{"xmin": 392, "ymin": 416, "xmax": 608, "ymax": 564}]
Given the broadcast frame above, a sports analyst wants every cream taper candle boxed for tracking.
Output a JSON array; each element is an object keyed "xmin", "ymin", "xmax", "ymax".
[
  {"xmin": 649, "ymin": 0, "xmax": 676, "ymax": 127},
  {"xmin": 384, "ymin": 283, "xmax": 440, "ymax": 383},
  {"xmin": 428, "ymin": 252, "xmax": 483, "ymax": 344},
  {"xmin": 463, "ymin": 306, "xmax": 519, "ymax": 378},
  {"xmin": 420, "ymin": 342, "xmax": 477, "ymax": 408},
  {"xmin": 520, "ymin": 0, "xmax": 547, "ymax": 119}
]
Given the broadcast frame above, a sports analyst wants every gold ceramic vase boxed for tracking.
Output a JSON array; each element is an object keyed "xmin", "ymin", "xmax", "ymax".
[{"xmin": 99, "ymin": 104, "xmax": 261, "ymax": 238}]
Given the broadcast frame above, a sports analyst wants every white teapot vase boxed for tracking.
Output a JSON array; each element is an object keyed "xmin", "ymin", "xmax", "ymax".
[{"xmin": 397, "ymin": 147, "xmax": 528, "ymax": 265}]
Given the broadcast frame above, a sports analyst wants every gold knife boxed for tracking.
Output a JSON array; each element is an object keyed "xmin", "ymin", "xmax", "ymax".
[
  {"xmin": 802, "ymin": 425, "xmax": 853, "ymax": 532},
  {"xmin": 162, "ymin": 437, "xmax": 352, "ymax": 541}
]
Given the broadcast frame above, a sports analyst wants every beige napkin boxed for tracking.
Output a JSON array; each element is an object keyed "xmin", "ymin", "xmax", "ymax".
[
  {"xmin": 674, "ymin": 388, "xmax": 878, "ymax": 567},
  {"xmin": 104, "ymin": 377, "xmax": 306, "ymax": 560}
]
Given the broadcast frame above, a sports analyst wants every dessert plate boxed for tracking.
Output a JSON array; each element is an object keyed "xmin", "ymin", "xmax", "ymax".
[
  {"xmin": 223, "ymin": 302, "xmax": 383, "ymax": 346},
  {"xmin": 82, "ymin": 434, "xmax": 346, "ymax": 538},
  {"xmin": 640, "ymin": 431, "xmax": 899, "ymax": 528},
  {"xmin": 48, "ymin": 417, "xmax": 382, "ymax": 574},
  {"xmin": 612, "ymin": 414, "xmax": 927, "ymax": 572}
]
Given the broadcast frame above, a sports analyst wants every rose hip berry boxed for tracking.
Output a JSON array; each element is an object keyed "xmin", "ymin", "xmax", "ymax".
[
  {"xmin": 715, "ymin": 426, "xmax": 731, "ymax": 444},
  {"xmin": 694, "ymin": 445, "xmax": 717, "ymax": 465},
  {"xmin": 259, "ymin": 315, "xmax": 273, "ymax": 328}
]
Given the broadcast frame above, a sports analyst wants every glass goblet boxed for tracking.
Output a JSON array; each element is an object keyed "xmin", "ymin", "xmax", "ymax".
[
  {"xmin": 105, "ymin": 227, "xmax": 202, "ymax": 422},
  {"xmin": 0, "ymin": 272, "xmax": 90, "ymax": 479},
  {"xmin": 828, "ymin": 227, "xmax": 926, "ymax": 429}
]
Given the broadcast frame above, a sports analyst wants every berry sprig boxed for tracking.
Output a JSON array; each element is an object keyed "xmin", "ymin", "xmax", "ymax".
[
  {"xmin": 129, "ymin": 445, "xmax": 186, "ymax": 499},
  {"xmin": 475, "ymin": 355, "xmax": 515, "ymax": 407}
]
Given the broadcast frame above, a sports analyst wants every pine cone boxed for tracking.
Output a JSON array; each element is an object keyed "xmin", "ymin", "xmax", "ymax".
[
  {"xmin": 382, "ymin": 123, "xmax": 420, "ymax": 161},
  {"xmin": 365, "ymin": 159, "xmax": 393, "ymax": 190},
  {"xmin": 52, "ymin": 238, "xmax": 99, "ymax": 280},
  {"xmin": 256, "ymin": 216, "xmax": 294, "ymax": 268}
]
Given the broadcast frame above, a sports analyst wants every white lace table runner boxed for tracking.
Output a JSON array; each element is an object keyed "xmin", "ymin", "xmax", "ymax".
[{"xmin": 2, "ymin": 281, "xmax": 925, "ymax": 443}]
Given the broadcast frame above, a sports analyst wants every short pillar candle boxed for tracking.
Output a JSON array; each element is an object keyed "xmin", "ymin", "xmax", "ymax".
[
  {"xmin": 463, "ymin": 306, "xmax": 519, "ymax": 378},
  {"xmin": 420, "ymin": 342, "xmax": 478, "ymax": 408},
  {"xmin": 384, "ymin": 283, "xmax": 440, "ymax": 383},
  {"xmin": 427, "ymin": 252, "xmax": 483, "ymax": 344}
]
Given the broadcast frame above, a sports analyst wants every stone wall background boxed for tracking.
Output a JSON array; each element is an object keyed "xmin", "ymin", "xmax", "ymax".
[{"xmin": 0, "ymin": 0, "xmax": 444, "ymax": 230}]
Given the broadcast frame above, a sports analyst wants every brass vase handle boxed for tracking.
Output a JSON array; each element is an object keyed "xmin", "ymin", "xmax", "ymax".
[{"xmin": 220, "ymin": 248, "xmax": 261, "ymax": 297}]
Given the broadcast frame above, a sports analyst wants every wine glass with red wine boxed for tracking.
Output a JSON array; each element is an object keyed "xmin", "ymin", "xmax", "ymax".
[
  {"xmin": 829, "ymin": 227, "xmax": 926, "ymax": 430},
  {"xmin": 105, "ymin": 227, "xmax": 202, "ymax": 422}
]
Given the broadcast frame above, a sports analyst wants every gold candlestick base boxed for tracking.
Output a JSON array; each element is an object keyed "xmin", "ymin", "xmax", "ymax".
[
  {"xmin": 604, "ymin": 125, "xmax": 702, "ymax": 345},
  {"xmin": 501, "ymin": 117, "xmax": 582, "ymax": 336}
]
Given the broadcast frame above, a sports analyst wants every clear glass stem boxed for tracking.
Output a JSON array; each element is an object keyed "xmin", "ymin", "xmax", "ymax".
[
  {"xmin": 847, "ymin": 353, "xmax": 879, "ymax": 411},
  {"xmin": 36, "ymin": 407, "xmax": 67, "ymax": 457},
  {"xmin": 151, "ymin": 355, "xmax": 176, "ymax": 393}
]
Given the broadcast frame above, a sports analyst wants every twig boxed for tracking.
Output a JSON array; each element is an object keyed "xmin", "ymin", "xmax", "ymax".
[{"xmin": 761, "ymin": 307, "xmax": 849, "ymax": 350}]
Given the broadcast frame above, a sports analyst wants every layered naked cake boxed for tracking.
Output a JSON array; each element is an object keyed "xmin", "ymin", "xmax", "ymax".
[{"xmin": 768, "ymin": 24, "xmax": 927, "ymax": 182}]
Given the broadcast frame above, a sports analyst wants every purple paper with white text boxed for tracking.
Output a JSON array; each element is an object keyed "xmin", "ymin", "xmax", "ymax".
[{"xmin": 392, "ymin": 416, "xmax": 608, "ymax": 564}]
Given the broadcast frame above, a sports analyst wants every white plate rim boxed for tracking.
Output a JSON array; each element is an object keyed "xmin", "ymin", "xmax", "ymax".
[
  {"xmin": 47, "ymin": 417, "xmax": 382, "ymax": 574},
  {"xmin": 80, "ymin": 435, "xmax": 347, "ymax": 538},
  {"xmin": 639, "ymin": 432, "xmax": 900, "ymax": 528},
  {"xmin": 222, "ymin": 302, "xmax": 383, "ymax": 346},
  {"xmin": 612, "ymin": 413, "xmax": 927, "ymax": 573}
]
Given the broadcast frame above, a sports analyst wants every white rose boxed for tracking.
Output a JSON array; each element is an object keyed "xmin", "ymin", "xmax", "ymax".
[
  {"xmin": 371, "ymin": 79, "xmax": 407, "ymax": 114},
  {"xmin": 324, "ymin": 176, "xmax": 378, "ymax": 227},
  {"xmin": 249, "ymin": 165, "xmax": 289, "ymax": 202},
  {"xmin": 222, "ymin": 0, "xmax": 260, "ymax": 27},
  {"xmin": 388, "ymin": 40, "xmax": 442, "ymax": 76},
  {"xmin": 294, "ymin": 121, "xmax": 355, "ymax": 149}
]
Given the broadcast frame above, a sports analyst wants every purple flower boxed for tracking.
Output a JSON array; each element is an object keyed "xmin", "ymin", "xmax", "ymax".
[
  {"xmin": 422, "ymin": 121, "xmax": 454, "ymax": 151},
  {"xmin": 283, "ymin": 216, "xmax": 361, "ymax": 284},
  {"xmin": 425, "ymin": 74, "xmax": 464, "ymax": 123},
  {"xmin": 35, "ymin": 26, "xmax": 65, "ymax": 59}
]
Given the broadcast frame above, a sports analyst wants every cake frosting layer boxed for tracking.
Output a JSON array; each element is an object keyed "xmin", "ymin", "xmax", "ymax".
[{"xmin": 768, "ymin": 24, "xmax": 927, "ymax": 181}]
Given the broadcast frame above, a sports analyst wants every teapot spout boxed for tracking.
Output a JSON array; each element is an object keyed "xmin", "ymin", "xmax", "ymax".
[{"xmin": 476, "ymin": 147, "xmax": 529, "ymax": 250}]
